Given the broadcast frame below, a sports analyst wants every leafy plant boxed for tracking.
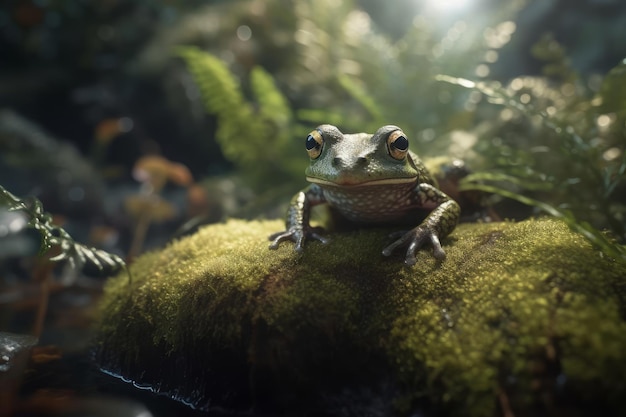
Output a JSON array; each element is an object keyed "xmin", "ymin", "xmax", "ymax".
[
  {"xmin": 458, "ymin": 173, "xmax": 626, "ymax": 263},
  {"xmin": 291, "ymin": 1, "xmax": 526, "ymax": 151},
  {"xmin": 174, "ymin": 1, "xmax": 525, "ymax": 192},
  {"xmin": 436, "ymin": 61, "xmax": 626, "ymax": 262},
  {"xmin": 175, "ymin": 46, "xmax": 306, "ymax": 190},
  {"xmin": 0, "ymin": 185, "xmax": 127, "ymax": 277}
]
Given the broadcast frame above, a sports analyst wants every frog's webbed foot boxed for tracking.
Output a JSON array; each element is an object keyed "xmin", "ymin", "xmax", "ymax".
[
  {"xmin": 269, "ymin": 225, "xmax": 329, "ymax": 252},
  {"xmin": 382, "ymin": 225, "xmax": 446, "ymax": 266}
]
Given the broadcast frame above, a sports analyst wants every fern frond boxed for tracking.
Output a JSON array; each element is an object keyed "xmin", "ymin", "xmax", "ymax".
[
  {"xmin": 175, "ymin": 46, "xmax": 260, "ymax": 165},
  {"xmin": 0, "ymin": 185, "xmax": 126, "ymax": 278},
  {"xmin": 175, "ymin": 46, "xmax": 306, "ymax": 186},
  {"xmin": 337, "ymin": 74, "xmax": 385, "ymax": 129},
  {"xmin": 250, "ymin": 66, "xmax": 292, "ymax": 129}
]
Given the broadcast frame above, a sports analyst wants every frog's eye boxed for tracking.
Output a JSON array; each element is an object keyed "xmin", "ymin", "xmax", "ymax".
[
  {"xmin": 305, "ymin": 129, "xmax": 324, "ymax": 159},
  {"xmin": 387, "ymin": 130, "xmax": 409, "ymax": 160}
]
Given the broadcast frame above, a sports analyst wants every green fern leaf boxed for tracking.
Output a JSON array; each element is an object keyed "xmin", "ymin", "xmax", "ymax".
[
  {"xmin": 250, "ymin": 66, "xmax": 293, "ymax": 129},
  {"xmin": 0, "ymin": 185, "xmax": 126, "ymax": 278}
]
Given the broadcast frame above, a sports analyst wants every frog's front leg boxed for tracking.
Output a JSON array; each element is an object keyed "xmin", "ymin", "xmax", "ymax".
[
  {"xmin": 382, "ymin": 183, "xmax": 460, "ymax": 265},
  {"xmin": 269, "ymin": 185, "xmax": 329, "ymax": 252}
]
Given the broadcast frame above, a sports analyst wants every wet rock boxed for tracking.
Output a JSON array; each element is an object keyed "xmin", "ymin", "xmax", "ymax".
[
  {"xmin": 0, "ymin": 332, "xmax": 38, "ymax": 374},
  {"xmin": 0, "ymin": 332, "xmax": 38, "ymax": 414}
]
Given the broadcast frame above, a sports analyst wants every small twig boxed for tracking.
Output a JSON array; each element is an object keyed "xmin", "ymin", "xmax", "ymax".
[
  {"xmin": 497, "ymin": 387, "xmax": 516, "ymax": 417},
  {"xmin": 127, "ymin": 209, "xmax": 152, "ymax": 261},
  {"xmin": 31, "ymin": 260, "xmax": 55, "ymax": 337}
]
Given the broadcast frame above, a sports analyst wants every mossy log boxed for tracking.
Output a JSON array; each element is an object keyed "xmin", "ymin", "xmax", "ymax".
[{"xmin": 94, "ymin": 218, "xmax": 626, "ymax": 416}]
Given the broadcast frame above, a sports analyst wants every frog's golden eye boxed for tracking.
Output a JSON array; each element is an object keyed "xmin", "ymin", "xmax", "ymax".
[
  {"xmin": 387, "ymin": 130, "xmax": 409, "ymax": 160},
  {"xmin": 305, "ymin": 129, "xmax": 324, "ymax": 159}
]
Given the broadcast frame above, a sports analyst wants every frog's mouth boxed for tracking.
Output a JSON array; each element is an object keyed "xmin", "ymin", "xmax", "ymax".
[{"xmin": 306, "ymin": 176, "xmax": 416, "ymax": 187}]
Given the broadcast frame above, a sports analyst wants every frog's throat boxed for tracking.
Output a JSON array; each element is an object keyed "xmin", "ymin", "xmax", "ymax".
[{"xmin": 306, "ymin": 176, "xmax": 416, "ymax": 187}]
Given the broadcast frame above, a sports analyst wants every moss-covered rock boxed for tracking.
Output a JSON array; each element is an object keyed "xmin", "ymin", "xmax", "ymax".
[{"xmin": 94, "ymin": 218, "xmax": 626, "ymax": 416}]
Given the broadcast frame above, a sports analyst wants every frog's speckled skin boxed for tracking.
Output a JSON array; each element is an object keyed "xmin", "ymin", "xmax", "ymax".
[{"xmin": 269, "ymin": 124, "xmax": 460, "ymax": 265}]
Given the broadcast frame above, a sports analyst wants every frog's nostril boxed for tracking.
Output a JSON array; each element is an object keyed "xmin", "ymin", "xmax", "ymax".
[{"xmin": 333, "ymin": 156, "xmax": 367, "ymax": 167}]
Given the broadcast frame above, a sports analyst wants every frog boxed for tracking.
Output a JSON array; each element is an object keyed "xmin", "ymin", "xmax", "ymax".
[{"xmin": 268, "ymin": 124, "xmax": 460, "ymax": 265}]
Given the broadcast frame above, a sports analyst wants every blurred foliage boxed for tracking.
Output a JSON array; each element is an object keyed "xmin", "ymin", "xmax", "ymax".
[
  {"xmin": 174, "ymin": 0, "xmax": 527, "ymax": 188},
  {"xmin": 176, "ymin": 46, "xmax": 304, "ymax": 189},
  {"xmin": 437, "ymin": 52, "xmax": 626, "ymax": 260},
  {"xmin": 0, "ymin": 185, "xmax": 126, "ymax": 276},
  {"xmin": 0, "ymin": 109, "xmax": 104, "ymax": 216},
  {"xmin": 290, "ymin": 1, "xmax": 524, "ymax": 142},
  {"xmin": 173, "ymin": 0, "xmax": 625, "ymax": 261}
]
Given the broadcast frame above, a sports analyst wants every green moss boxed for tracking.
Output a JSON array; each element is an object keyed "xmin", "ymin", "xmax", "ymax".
[
  {"xmin": 95, "ymin": 218, "xmax": 626, "ymax": 415},
  {"xmin": 388, "ymin": 220, "xmax": 626, "ymax": 415}
]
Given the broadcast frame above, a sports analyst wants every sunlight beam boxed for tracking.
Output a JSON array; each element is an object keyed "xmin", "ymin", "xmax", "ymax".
[{"xmin": 424, "ymin": 0, "xmax": 475, "ymax": 14}]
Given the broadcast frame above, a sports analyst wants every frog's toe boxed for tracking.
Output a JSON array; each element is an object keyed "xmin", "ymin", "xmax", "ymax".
[
  {"xmin": 382, "ymin": 232, "xmax": 411, "ymax": 257},
  {"xmin": 296, "ymin": 230, "xmax": 329, "ymax": 250},
  {"xmin": 383, "ymin": 226, "xmax": 446, "ymax": 264},
  {"xmin": 268, "ymin": 227, "xmax": 328, "ymax": 251},
  {"xmin": 404, "ymin": 252, "xmax": 418, "ymax": 266},
  {"xmin": 309, "ymin": 232, "xmax": 330, "ymax": 245},
  {"xmin": 403, "ymin": 232, "xmax": 445, "ymax": 264},
  {"xmin": 403, "ymin": 238, "xmax": 422, "ymax": 265},
  {"xmin": 403, "ymin": 231, "xmax": 431, "ymax": 264},
  {"xmin": 268, "ymin": 231, "xmax": 296, "ymax": 250},
  {"xmin": 268, "ymin": 231, "xmax": 286, "ymax": 242},
  {"xmin": 429, "ymin": 234, "xmax": 446, "ymax": 260}
]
